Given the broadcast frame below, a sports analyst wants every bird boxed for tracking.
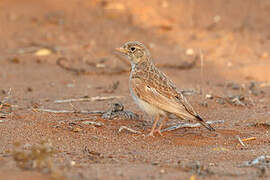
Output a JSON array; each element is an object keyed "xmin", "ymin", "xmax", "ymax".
[{"xmin": 116, "ymin": 41, "xmax": 215, "ymax": 136}]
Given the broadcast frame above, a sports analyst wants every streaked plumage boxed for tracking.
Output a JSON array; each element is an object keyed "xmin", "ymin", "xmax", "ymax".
[{"xmin": 116, "ymin": 41, "xmax": 215, "ymax": 136}]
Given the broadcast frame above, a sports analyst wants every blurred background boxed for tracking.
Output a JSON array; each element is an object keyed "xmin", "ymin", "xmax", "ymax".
[{"xmin": 1, "ymin": 0, "xmax": 270, "ymax": 81}]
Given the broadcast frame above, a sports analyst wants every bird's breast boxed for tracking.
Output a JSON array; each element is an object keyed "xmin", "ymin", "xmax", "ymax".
[{"xmin": 129, "ymin": 78, "xmax": 165, "ymax": 116}]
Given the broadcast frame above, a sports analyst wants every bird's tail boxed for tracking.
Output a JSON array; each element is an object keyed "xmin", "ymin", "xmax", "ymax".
[{"xmin": 195, "ymin": 115, "xmax": 215, "ymax": 131}]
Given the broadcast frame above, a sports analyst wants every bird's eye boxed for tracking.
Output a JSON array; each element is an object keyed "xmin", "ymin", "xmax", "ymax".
[{"xmin": 130, "ymin": 47, "xmax": 136, "ymax": 52}]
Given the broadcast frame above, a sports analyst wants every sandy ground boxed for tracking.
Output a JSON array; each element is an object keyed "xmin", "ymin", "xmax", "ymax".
[{"xmin": 1, "ymin": 0, "xmax": 270, "ymax": 179}]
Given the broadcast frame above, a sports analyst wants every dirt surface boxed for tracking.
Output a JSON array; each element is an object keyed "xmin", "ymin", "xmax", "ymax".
[{"xmin": 1, "ymin": 0, "xmax": 270, "ymax": 179}]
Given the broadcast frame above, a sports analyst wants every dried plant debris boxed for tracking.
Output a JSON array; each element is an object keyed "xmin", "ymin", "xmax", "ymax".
[{"xmin": 101, "ymin": 102, "xmax": 140, "ymax": 120}]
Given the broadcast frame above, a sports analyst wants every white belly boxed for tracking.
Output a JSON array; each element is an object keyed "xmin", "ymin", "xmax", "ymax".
[{"xmin": 129, "ymin": 82, "xmax": 165, "ymax": 116}]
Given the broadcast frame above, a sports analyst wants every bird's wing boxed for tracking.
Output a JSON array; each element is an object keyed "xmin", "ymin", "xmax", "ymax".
[{"xmin": 131, "ymin": 77, "xmax": 196, "ymax": 119}]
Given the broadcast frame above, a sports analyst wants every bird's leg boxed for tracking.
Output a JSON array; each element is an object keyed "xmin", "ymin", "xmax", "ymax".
[
  {"xmin": 148, "ymin": 114, "xmax": 160, "ymax": 137},
  {"xmin": 156, "ymin": 116, "xmax": 169, "ymax": 136}
]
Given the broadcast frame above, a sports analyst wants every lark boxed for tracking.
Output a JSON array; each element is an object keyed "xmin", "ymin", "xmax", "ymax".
[{"xmin": 116, "ymin": 41, "xmax": 215, "ymax": 136}]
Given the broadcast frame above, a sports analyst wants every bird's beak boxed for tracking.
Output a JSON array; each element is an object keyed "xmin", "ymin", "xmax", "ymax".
[{"xmin": 115, "ymin": 47, "xmax": 127, "ymax": 54}]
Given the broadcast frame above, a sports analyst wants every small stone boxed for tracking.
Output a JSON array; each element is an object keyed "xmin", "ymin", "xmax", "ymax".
[
  {"xmin": 186, "ymin": 48, "xmax": 195, "ymax": 56},
  {"xmin": 205, "ymin": 94, "xmax": 213, "ymax": 99},
  {"xmin": 70, "ymin": 161, "xmax": 76, "ymax": 166},
  {"xmin": 160, "ymin": 169, "xmax": 165, "ymax": 174}
]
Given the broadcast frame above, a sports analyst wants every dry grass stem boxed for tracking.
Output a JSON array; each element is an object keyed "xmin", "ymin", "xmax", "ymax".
[
  {"xmin": 54, "ymin": 96, "xmax": 123, "ymax": 103},
  {"xmin": 118, "ymin": 126, "xmax": 142, "ymax": 134}
]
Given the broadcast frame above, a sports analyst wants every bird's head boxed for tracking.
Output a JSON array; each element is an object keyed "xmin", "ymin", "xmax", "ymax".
[{"xmin": 116, "ymin": 41, "xmax": 151, "ymax": 64}]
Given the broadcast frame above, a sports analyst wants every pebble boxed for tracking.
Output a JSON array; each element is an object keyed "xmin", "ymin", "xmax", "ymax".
[
  {"xmin": 186, "ymin": 48, "xmax": 195, "ymax": 56},
  {"xmin": 205, "ymin": 94, "xmax": 213, "ymax": 99},
  {"xmin": 70, "ymin": 161, "xmax": 76, "ymax": 166}
]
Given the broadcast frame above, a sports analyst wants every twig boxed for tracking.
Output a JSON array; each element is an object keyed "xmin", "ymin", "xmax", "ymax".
[
  {"xmin": 33, "ymin": 108, "xmax": 104, "ymax": 115},
  {"xmin": 118, "ymin": 126, "xmax": 142, "ymax": 134},
  {"xmin": 242, "ymin": 137, "xmax": 256, "ymax": 142},
  {"xmin": 54, "ymin": 96, "xmax": 123, "ymax": 103},
  {"xmin": 161, "ymin": 120, "xmax": 224, "ymax": 132},
  {"xmin": 235, "ymin": 135, "xmax": 247, "ymax": 147}
]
